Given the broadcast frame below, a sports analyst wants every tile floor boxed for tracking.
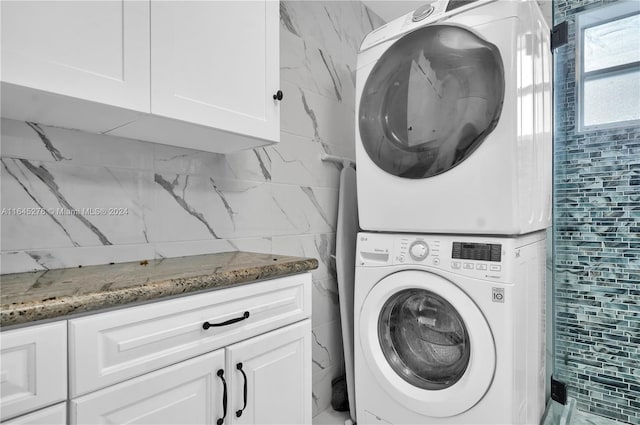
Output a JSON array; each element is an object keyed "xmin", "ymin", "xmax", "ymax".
[
  {"xmin": 541, "ymin": 400, "xmax": 626, "ymax": 425},
  {"xmin": 314, "ymin": 400, "xmax": 628, "ymax": 425}
]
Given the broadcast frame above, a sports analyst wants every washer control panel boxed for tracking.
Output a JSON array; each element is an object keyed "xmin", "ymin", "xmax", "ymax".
[{"xmin": 357, "ymin": 232, "xmax": 508, "ymax": 281}]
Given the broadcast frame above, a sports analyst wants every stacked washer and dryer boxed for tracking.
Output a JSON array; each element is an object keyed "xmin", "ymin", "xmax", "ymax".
[{"xmin": 353, "ymin": 1, "xmax": 551, "ymax": 424}]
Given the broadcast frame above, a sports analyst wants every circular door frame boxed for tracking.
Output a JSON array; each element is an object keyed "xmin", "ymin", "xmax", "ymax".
[
  {"xmin": 357, "ymin": 23, "xmax": 505, "ymax": 180},
  {"xmin": 359, "ymin": 270, "xmax": 496, "ymax": 417}
]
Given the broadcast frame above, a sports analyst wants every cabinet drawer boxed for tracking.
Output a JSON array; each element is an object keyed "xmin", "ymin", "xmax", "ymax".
[
  {"xmin": 69, "ymin": 273, "xmax": 311, "ymax": 397},
  {"xmin": 0, "ymin": 322, "xmax": 67, "ymax": 421},
  {"xmin": 1, "ymin": 402, "xmax": 66, "ymax": 425}
]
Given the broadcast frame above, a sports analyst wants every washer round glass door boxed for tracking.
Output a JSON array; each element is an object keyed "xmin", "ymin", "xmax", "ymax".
[
  {"xmin": 378, "ymin": 288, "xmax": 470, "ymax": 391},
  {"xmin": 359, "ymin": 270, "xmax": 496, "ymax": 417},
  {"xmin": 359, "ymin": 24, "xmax": 504, "ymax": 179}
]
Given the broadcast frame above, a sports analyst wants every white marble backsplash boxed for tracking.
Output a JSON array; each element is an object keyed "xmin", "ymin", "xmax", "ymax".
[{"xmin": 0, "ymin": 0, "xmax": 384, "ymax": 417}]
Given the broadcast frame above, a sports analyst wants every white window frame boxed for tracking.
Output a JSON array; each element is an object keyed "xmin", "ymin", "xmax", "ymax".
[{"xmin": 575, "ymin": 1, "xmax": 640, "ymax": 133}]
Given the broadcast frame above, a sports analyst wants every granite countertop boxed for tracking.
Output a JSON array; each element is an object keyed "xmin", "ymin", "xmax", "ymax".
[{"xmin": 0, "ymin": 252, "xmax": 318, "ymax": 327}]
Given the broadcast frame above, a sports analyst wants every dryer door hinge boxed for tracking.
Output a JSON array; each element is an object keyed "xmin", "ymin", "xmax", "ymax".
[{"xmin": 551, "ymin": 21, "xmax": 568, "ymax": 52}]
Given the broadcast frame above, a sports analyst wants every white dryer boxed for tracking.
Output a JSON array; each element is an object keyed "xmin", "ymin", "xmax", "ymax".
[
  {"xmin": 355, "ymin": 0, "xmax": 552, "ymax": 235},
  {"xmin": 354, "ymin": 231, "xmax": 546, "ymax": 424}
]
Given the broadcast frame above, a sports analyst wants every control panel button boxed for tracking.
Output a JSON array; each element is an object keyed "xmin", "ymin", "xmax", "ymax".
[
  {"xmin": 490, "ymin": 265, "xmax": 502, "ymax": 271},
  {"xmin": 409, "ymin": 240, "xmax": 429, "ymax": 261},
  {"xmin": 433, "ymin": 258, "xmax": 440, "ymax": 265},
  {"xmin": 463, "ymin": 263, "xmax": 474, "ymax": 270},
  {"xmin": 451, "ymin": 261, "xmax": 461, "ymax": 269},
  {"xmin": 476, "ymin": 264, "xmax": 487, "ymax": 271},
  {"xmin": 399, "ymin": 256, "xmax": 406, "ymax": 262}
]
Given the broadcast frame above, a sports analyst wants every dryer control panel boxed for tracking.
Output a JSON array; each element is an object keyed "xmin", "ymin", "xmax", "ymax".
[
  {"xmin": 359, "ymin": 0, "xmax": 494, "ymax": 52},
  {"xmin": 356, "ymin": 232, "xmax": 527, "ymax": 282}
]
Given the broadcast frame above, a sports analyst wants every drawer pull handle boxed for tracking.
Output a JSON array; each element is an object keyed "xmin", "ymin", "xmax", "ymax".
[
  {"xmin": 236, "ymin": 362, "xmax": 248, "ymax": 417},
  {"xmin": 217, "ymin": 369, "xmax": 228, "ymax": 425},
  {"xmin": 203, "ymin": 311, "xmax": 250, "ymax": 330}
]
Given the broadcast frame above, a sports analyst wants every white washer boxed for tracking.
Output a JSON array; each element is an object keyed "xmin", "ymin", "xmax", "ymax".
[
  {"xmin": 355, "ymin": 0, "xmax": 552, "ymax": 235},
  {"xmin": 354, "ymin": 231, "xmax": 546, "ymax": 424}
]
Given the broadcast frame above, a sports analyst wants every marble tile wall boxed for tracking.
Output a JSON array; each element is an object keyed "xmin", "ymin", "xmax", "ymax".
[
  {"xmin": 553, "ymin": 1, "xmax": 640, "ymax": 423},
  {"xmin": 0, "ymin": 1, "xmax": 384, "ymax": 416}
]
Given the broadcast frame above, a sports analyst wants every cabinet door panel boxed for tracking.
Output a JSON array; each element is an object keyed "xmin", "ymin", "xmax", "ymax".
[
  {"xmin": 1, "ymin": 402, "xmax": 66, "ymax": 425},
  {"xmin": 1, "ymin": 0, "xmax": 150, "ymax": 112},
  {"xmin": 71, "ymin": 350, "xmax": 225, "ymax": 425},
  {"xmin": 226, "ymin": 320, "xmax": 311, "ymax": 425},
  {"xmin": 0, "ymin": 322, "xmax": 67, "ymax": 421},
  {"xmin": 151, "ymin": 0, "xmax": 279, "ymax": 142}
]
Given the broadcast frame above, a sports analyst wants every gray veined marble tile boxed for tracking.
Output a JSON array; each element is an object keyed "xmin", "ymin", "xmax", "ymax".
[
  {"xmin": 0, "ymin": 251, "xmax": 48, "ymax": 274},
  {"xmin": 1, "ymin": 158, "xmax": 148, "ymax": 251},
  {"xmin": 280, "ymin": 81, "xmax": 356, "ymax": 159},
  {"xmin": 311, "ymin": 277, "xmax": 340, "ymax": 329},
  {"xmin": 153, "ymin": 142, "xmax": 273, "ymax": 184},
  {"xmin": 270, "ymin": 184, "xmax": 339, "ymax": 235},
  {"xmin": 311, "ymin": 319, "xmax": 344, "ymax": 378},
  {"xmin": 281, "ymin": 29, "xmax": 355, "ymax": 104},
  {"xmin": 148, "ymin": 174, "xmax": 247, "ymax": 242},
  {"xmin": 310, "ymin": 319, "xmax": 346, "ymax": 416},
  {"xmin": 1, "ymin": 118, "xmax": 64, "ymax": 162},
  {"xmin": 1, "ymin": 118, "xmax": 156, "ymax": 171},
  {"xmin": 267, "ymin": 132, "xmax": 342, "ymax": 189},
  {"xmin": 1, "ymin": 159, "xmax": 80, "ymax": 251},
  {"xmin": 3, "ymin": 244, "xmax": 157, "ymax": 272},
  {"xmin": 152, "ymin": 236, "xmax": 275, "ymax": 261},
  {"xmin": 271, "ymin": 232, "xmax": 337, "ymax": 281},
  {"xmin": 281, "ymin": 1, "xmax": 363, "ymax": 68},
  {"xmin": 152, "ymin": 144, "xmax": 227, "ymax": 176},
  {"xmin": 311, "ymin": 361, "xmax": 344, "ymax": 418}
]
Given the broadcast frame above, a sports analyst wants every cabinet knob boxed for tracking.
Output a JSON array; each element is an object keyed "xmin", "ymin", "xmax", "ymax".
[{"xmin": 273, "ymin": 90, "xmax": 283, "ymax": 101}]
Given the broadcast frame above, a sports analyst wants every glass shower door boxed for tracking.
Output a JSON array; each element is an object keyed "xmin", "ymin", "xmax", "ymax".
[{"xmin": 551, "ymin": 0, "xmax": 640, "ymax": 424}]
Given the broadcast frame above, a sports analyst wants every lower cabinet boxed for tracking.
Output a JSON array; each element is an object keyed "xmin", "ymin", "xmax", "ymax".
[
  {"xmin": 1, "ymin": 273, "xmax": 312, "ymax": 425},
  {"xmin": 226, "ymin": 320, "xmax": 311, "ymax": 425},
  {"xmin": 0, "ymin": 322, "xmax": 67, "ymax": 422},
  {"xmin": 1, "ymin": 403, "xmax": 66, "ymax": 425},
  {"xmin": 70, "ymin": 319, "xmax": 311, "ymax": 425}
]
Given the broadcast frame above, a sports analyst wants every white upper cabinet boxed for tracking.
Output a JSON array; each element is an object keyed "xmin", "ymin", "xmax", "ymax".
[
  {"xmin": 1, "ymin": 0, "xmax": 150, "ymax": 133},
  {"xmin": 152, "ymin": 0, "xmax": 279, "ymax": 142},
  {"xmin": 0, "ymin": 0, "xmax": 280, "ymax": 153}
]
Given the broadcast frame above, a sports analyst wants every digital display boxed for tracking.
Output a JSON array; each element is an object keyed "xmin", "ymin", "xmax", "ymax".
[
  {"xmin": 452, "ymin": 242, "xmax": 501, "ymax": 262},
  {"xmin": 445, "ymin": 0, "xmax": 480, "ymax": 12}
]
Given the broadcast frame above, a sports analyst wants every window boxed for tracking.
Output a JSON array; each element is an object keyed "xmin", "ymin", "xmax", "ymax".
[{"xmin": 576, "ymin": 2, "xmax": 640, "ymax": 132}]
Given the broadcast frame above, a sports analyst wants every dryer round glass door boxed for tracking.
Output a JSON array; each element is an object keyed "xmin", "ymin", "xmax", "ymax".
[
  {"xmin": 359, "ymin": 25, "xmax": 504, "ymax": 179},
  {"xmin": 359, "ymin": 270, "xmax": 496, "ymax": 417}
]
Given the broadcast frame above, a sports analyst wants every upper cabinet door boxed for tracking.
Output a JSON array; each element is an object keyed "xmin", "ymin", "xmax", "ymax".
[
  {"xmin": 1, "ymin": 0, "xmax": 150, "ymax": 113},
  {"xmin": 150, "ymin": 0, "xmax": 280, "ymax": 143}
]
